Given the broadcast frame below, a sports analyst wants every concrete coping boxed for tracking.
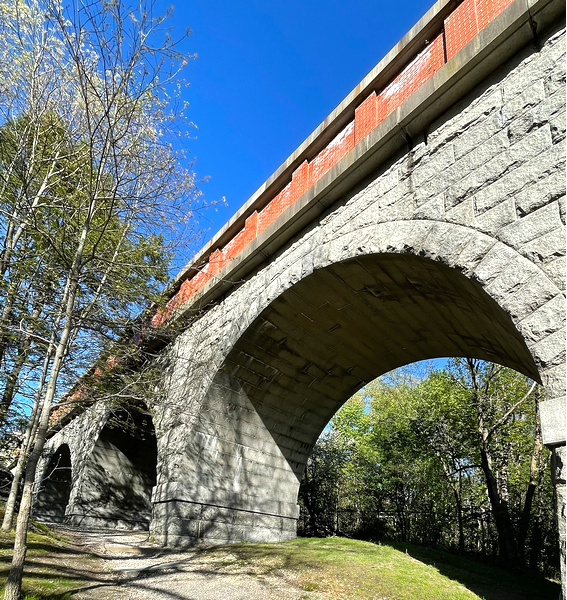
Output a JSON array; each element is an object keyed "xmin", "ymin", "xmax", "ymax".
[
  {"xmin": 169, "ymin": 0, "xmax": 563, "ymax": 319},
  {"xmin": 173, "ymin": 0, "xmax": 461, "ymax": 285}
]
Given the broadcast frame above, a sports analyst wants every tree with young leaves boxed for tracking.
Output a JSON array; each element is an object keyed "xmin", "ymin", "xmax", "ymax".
[
  {"xmin": 446, "ymin": 359, "xmax": 546, "ymax": 566},
  {"xmin": 0, "ymin": 1, "xmax": 202, "ymax": 598},
  {"xmin": 299, "ymin": 360, "xmax": 558, "ymax": 575}
]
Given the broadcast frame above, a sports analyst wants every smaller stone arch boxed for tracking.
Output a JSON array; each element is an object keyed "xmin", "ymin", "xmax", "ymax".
[
  {"xmin": 67, "ymin": 404, "xmax": 158, "ymax": 530},
  {"xmin": 34, "ymin": 444, "xmax": 72, "ymax": 523}
]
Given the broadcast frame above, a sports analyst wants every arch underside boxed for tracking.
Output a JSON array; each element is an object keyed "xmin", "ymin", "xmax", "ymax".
[
  {"xmin": 222, "ymin": 253, "xmax": 539, "ymax": 478},
  {"xmin": 67, "ymin": 407, "xmax": 158, "ymax": 530},
  {"xmin": 159, "ymin": 251, "xmax": 544, "ymax": 546},
  {"xmin": 151, "ymin": 19, "xmax": 566, "ymax": 546},
  {"xmin": 34, "ymin": 445, "xmax": 72, "ymax": 523}
]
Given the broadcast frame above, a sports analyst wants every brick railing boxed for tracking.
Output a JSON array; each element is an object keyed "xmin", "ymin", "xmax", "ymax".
[{"xmin": 152, "ymin": 0, "xmax": 516, "ymax": 328}]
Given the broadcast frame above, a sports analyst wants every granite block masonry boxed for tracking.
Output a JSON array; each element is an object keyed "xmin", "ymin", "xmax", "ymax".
[{"xmin": 36, "ymin": 0, "xmax": 565, "ymax": 594}]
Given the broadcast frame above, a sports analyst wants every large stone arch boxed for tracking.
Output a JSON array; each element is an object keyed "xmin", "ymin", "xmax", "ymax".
[
  {"xmin": 34, "ymin": 401, "xmax": 109, "ymax": 524},
  {"xmin": 151, "ymin": 221, "xmax": 564, "ymax": 546},
  {"xmin": 151, "ymin": 30, "xmax": 566, "ymax": 535},
  {"xmin": 30, "ymin": 13, "xmax": 562, "ymax": 576},
  {"xmin": 35, "ymin": 401, "xmax": 159, "ymax": 531}
]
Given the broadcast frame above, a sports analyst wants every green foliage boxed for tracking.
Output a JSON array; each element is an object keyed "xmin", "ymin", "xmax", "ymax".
[
  {"xmin": 0, "ymin": 0, "xmax": 202, "ymax": 434},
  {"xmin": 0, "ymin": 4, "xmax": 204, "ymax": 596},
  {"xmin": 298, "ymin": 359, "xmax": 559, "ymax": 577}
]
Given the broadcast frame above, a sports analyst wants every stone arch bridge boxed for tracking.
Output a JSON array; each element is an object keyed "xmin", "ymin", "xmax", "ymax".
[{"xmin": 36, "ymin": 0, "xmax": 565, "ymax": 580}]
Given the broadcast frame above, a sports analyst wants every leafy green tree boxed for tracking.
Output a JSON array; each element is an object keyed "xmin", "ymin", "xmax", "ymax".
[
  {"xmin": 447, "ymin": 359, "xmax": 544, "ymax": 566},
  {"xmin": 299, "ymin": 360, "xmax": 557, "ymax": 575},
  {"xmin": 0, "ymin": 1, "xmax": 202, "ymax": 598}
]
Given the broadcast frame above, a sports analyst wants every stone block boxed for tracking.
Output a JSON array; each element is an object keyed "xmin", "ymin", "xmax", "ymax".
[
  {"xmin": 474, "ymin": 198, "xmax": 517, "ymax": 234},
  {"xmin": 501, "ymin": 201, "xmax": 562, "ymax": 246},
  {"xmin": 448, "ymin": 116, "xmax": 499, "ymax": 165},
  {"xmin": 531, "ymin": 328, "xmax": 567, "ymax": 369},
  {"xmin": 485, "ymin": 253, "xmax": 537, "ymax": 299},
  {"xmin": 414, "ymin": 195, "xmax": 446, "ymax": 219},
  {"xmin": 411, "ymin": 145, "xmax": 455, "ymax": 189},
  {"xmin": 474, "ymin": 243, "xmax": 520, "ymax": 286},
  {"xmin": 514, "ymin": 160, "xmax": 565, "ymax": 217},
  {"xmin": 427, "ymin": 82, "xmax": 502, "ymax": 152},
  {"xmin": 519, "ymin": 294, "xmax": 566, "ymax": 345},
  {"xmin": 503, "ymin": 270, "xmax": 558, "ymax": 321},
  {"xmin": 540, "ymin": 397, "xmax": 567, "ymax": 446},
  {"xmin": 449, "ymin": 127, "xmax": 511, "ymax": 192},
  {"xmin": 449, "ymin": 125, "xmax": 552, "ymax": 210},
  {"xmin": 501, "ymin": 78, "xmax": 547, "ymax": 123},
  {"xmin": 550, "ymin": 109, "xmax": 566, "ymax": 143},
  {"xmin": 507, "ymin": 111, "xmax": 547, "ymax": 146},
  {"xmin": 543, "ymin": 256, "xmax": 565, "ymax": 290},
  {"xmin": 521, "ymin": 226, "xmax": 566, "ymax": 263},
  {"xmin": 445, "ymin": 197, "xmax": 475, "ymax": 225}
]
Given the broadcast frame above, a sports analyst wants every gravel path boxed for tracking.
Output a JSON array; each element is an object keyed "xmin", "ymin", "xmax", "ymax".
[{"xmin": 56, "ymin": 527, "xmax": 316, "ymax": 600}]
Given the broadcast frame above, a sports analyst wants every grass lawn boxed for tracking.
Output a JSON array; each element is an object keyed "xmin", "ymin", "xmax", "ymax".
[
  {"xmin": 213, "ymin": 537, "xmax": 560, "ymax": 600},
  {"xmin": 0, "ymin": 529, "xmax": 560, "ymax": 599},
  {"xmin": 0, "ymin": 526, "xmax": 101, "ymax": 600}
]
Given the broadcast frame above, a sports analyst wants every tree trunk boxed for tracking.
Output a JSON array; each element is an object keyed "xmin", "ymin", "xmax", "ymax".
[
  {"xmin": 453, "ymin": 486, "xmax": 465, "ymax": 553},
  {"xmin": 2, "ymin": 428, "xmax": 47, "ymax": 599},
  {"xmin": 1, "ymin": 413, "xmax": 39, "ymax": 534},
  {"xmin": 467, "ymin": 358, "xmax": 519, "ymax": 565},
  {"xmin": 3, "ymin": 221, "xmax": 85, "ymax": 600},
  {"xmin": 2, "ymin": 299, "xmax": 58, "ymax": 534},
  {"xmin": 479, "ymin": 444, "xmax": 519, "ymax": 565},
  {"xmin": 0, "ymin": 284, "xmax": 17, "ymax": 370},
  {"xmin": 1, "ymin": 349, "xmax": 51, "ymax": 532},
  {"xmin": 2, "ymin": 326, "xmax": 73, "ymax": 600},
  {"xmin": 517, "ymin": 387, "xmax": 544, "ymax": 565}
]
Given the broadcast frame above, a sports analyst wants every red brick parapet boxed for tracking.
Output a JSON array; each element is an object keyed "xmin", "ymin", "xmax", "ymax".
[{"xmin": 151, "ymin": 0, "xmax": 515, "ymax": 328}]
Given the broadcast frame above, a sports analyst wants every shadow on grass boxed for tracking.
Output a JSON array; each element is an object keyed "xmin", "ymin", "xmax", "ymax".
[
  {"xmin": 388, "ymin": 541, "xmax": 560, "ymax": 600},
  {"xmin": 0, "ymin": 542, "xmax": 85, "ymax": 557},
  {"xmin": 0, "ymin": 534, "xmax": 109, "ymax": 600}
]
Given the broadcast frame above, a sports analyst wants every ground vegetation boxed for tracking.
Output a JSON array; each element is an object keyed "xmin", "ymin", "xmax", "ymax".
[{"xmin": 298, "ymin": 359, "xmax": 559, "ymax": 579}]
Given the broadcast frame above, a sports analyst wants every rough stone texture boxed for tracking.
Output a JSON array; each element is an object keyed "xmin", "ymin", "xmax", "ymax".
[
  {"xmin": 35, "ymin": 402, "xmax": 110, "ymax": 522},
  {"xmin": 36, "ymin": 19, "xmax": 565, "ymax": 583},
  {"xmin": 141, "ymin": 24, "xmax": 566, "ymax": 548},
  {"xmin": 35, "ymin": 403, "xmax": 157, "ymax": 530},
  {"xmin": 553, "ymin": 445, "xmax": 566, "ymax": 597}
]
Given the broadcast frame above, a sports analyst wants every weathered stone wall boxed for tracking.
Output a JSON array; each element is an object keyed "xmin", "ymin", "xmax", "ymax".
[
  {"xmin": 33, "ymin": 11, "xmax": 565, "ymax": 590},
  {"xmin": 35, "ymin": 402, "xmax": 158, "ymax": 529},
  {"xmin": 149, "ymin": 23, "xmax": 565, "ymax": 551},
  {"xmin": 35, "ymin": 402, "xmax": 110, "ymax": 522},
  {"xmin": 28, "ymin": 7, "xmax": 565, "ymax": 582}
]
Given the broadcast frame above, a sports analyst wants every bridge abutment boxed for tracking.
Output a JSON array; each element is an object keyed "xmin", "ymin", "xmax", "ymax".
[{"xmin": 149, "ymin": 370, "xmax": 301, "ymax": 545}]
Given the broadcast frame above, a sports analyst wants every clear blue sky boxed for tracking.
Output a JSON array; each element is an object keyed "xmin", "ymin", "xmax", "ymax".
[{"xmin": 161, "ymin": 0, "xmax": 434, "ymax": 260}]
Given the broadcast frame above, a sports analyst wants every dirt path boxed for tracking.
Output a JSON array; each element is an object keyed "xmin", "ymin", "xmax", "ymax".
[{"xmin": 56, "ymin": 527, "xmax": 316, "ymax": 600}]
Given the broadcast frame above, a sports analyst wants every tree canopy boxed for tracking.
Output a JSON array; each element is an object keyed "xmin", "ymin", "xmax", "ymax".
[
  {"xmin": 299, "ymin": 359, "xmax": 558, "ymax": 578},
  {"xmin": 0, "ymin": 2, "xmax": 203, "ymax": 597}
]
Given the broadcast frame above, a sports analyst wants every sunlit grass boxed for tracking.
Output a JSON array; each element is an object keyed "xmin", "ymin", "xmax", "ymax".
[
  {"xmin": 205, "ymin": 536, "xmax": 559, "ymax": 600},
  {"xmin": 0, "ymin": 524, "xmax": 95, "ymax": 600},
  {"xmin": 0, "ymin": 525, "xmax": 560, "ymax": 599}
]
